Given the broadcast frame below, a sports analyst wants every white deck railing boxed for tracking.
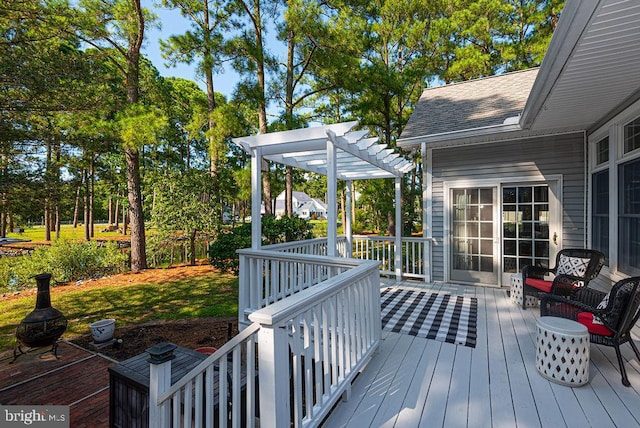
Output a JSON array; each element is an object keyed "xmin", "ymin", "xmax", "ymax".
[
  {"xmin": 149, "ymin": 324, "xmax": 261, "ymax": 428},
  {"xmin": 150, "ymin": 248, "xmax": 381, "ymax": 428},
  {"xmin": 237, "ymin": 249, "xmax": 362, "ymax": 328},
  {"xmin": 352, "ymin": 235, "xmax": 428, "ymax": 280},
  {"xmin": 248, "ymin": 257, "xmax": 381, "ymax": 427},
  {"xmin": 261, "ymin": 236, "xmax": 349, "ymax": 257}
]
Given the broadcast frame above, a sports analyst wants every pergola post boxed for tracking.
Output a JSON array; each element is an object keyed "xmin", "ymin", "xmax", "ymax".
[
  {"xmin": 395, "ymin": 176, "xmax": 402, "ymax": 282},
  {"xmin": 422, "ymin": 142, "xmax": 432, "ymax": 283},
  {"xmin": 251, "ymin": 147, "xmax": 262, "ymax": 249},
  {"xmin": 327, "ymin": 139, "xmax": 337, "ymax": 257},
  {"xmin": 345, "ymin": 180, "xmax": 353, "ymax": 257}
]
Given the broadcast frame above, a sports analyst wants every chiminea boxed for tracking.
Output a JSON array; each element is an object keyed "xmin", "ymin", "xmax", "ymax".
[{"xmin": 14, "ymin": 273, "xmax": 67, "ymax": 360}]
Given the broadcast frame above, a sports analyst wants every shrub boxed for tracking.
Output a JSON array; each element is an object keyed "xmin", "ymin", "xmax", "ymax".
[
  {"xmin": 0, "ymin": 240, "xmax": 127, "ymax": 292},
  {"xmin": 209, "ymin": 216, "xmax": 313, "ymax": 275},
  {"xmin": 209, "ymin": 223, "xmax": 252, "ymax": 274}
]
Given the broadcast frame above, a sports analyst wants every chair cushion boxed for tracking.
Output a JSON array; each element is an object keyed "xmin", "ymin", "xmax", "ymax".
[
  {"xmin": 557, "ymin": 254, "xmax": 591, "ymax": 277},
  {"xmin": 577, "ymin": 311, "xmax": 614, "ymax": 336},
  {"xmin": 525, "ymin": 278, "xmax": 553, "ymax": 293}
]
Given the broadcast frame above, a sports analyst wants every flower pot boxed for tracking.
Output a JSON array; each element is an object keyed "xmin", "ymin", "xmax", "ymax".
[{"xmin": 90, "ymin": 318, "xmax": 116, "ymax": 343}]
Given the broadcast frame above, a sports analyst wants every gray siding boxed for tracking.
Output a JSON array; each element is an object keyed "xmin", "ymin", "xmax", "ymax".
[{"xmin": 429, "ymin": 132, "xmax": 586, "ymax": 282}]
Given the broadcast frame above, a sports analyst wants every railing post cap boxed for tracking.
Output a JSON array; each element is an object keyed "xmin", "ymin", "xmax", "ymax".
[{"xmin": 147, "ymin": 342, "xmax": 177, "ymax": 364}]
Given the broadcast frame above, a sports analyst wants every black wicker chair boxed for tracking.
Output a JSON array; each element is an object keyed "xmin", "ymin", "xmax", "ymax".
[
  {"xmin": 521, "ymin": 248, "xmax": 605, "ymax": 309},
  {"xmin": 540, "ymin": 277, "xmax": 640, "ymax": 386}
]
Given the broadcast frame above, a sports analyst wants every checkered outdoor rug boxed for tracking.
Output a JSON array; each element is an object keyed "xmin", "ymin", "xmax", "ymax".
[{"xmin": 381, "ymin": 288, "xmax": 478, "ymax": 348}]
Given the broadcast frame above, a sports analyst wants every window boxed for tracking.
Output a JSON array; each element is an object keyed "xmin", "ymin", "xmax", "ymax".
[
  {"xmin": 619, "ymin": 158, "xmax": 640, "ymax": 274},
  {"xmin": 502, "ymin": 185, "xmax": 549, "ymax": 273},
  {"xmin": 592, "ymin": 170, "xmax": 609, "ymax": 262},
  {"xmin": 596, "ymin": 137, "xmax": 609, "ymax": 165},
  {"xmin": 624, "ymin": 117, "xmax": 640, "ymax": 154}
]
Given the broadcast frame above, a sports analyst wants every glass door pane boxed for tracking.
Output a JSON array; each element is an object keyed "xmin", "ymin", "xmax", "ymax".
[
  {"xmin": 502, "ymin": 185, "xmax": 549, "ymax": 275},
  {"xmin": 451, "ymin": 188, "xmax": 497, "ymax": 285}
]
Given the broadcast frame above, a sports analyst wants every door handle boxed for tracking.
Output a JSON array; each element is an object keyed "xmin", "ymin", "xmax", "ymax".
[{"xmin": 553, "ymin": 232, "xmax": 558, "ymax": 245}]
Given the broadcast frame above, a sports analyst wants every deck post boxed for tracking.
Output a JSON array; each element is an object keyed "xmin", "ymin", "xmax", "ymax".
[
  {"xmin": 395, "ymin": 176, "xmax": 402, "ymax": 282},
  {"xmin": 251, "ymin": 147, "xmax": 262, "ymax": 249},
  {"xmin": 148, "ymin": 343, "xmax": 175, "ymax": 427},
  {"xmin": 255, "ymin": 323, "xmax": 290, "ymax": 428},
  {"xmin": 345, "ymin": 180, "xmax": 353, "ymax": 257},
  {"xmin": 327, "ymin": 138, "xmax": 337, "ymax": 257}
]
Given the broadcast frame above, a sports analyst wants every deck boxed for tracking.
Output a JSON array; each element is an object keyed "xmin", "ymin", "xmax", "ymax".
[{"xmin": 323, "ymin": 280, "xmax": 640, "ymax": 428}]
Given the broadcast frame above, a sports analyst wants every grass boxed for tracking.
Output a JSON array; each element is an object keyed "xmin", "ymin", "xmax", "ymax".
[
  {"xmin": 0, "ymin": 271, "xmax": 238, "ymax": 353},
  {"xmin": 6, "ymin": 223, "xmax": 125, "ymax": 242}
]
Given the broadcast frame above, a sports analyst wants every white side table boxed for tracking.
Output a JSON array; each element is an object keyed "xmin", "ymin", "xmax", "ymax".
[
  {"xmin": 510, "ymin": 273, "xmax": 538, "ymax": 307},
  {"xmin": 536, "ymin": 316, "xmax": 590, "ymax": 386}
]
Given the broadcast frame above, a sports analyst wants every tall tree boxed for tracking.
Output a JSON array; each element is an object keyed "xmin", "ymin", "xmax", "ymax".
[
  {"xmin": 74, "ymin": 0, "xmax": 155, "ymax": 271},
  {"xmin": 227, "ymin": 0, "xmax": 274, "ymax": 215},
  {"xmin": 159, "ymin": 0, "xmax": 228, "ymax": 177}
]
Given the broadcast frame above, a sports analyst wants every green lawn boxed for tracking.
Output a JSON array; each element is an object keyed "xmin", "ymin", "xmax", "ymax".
[
  {"xmin": 6, "ymin": 223, "xmax": 125, "ymax": 242},
  {"xmin": 0, "ymin": 271, "xmax": 238, "ymax": 352}
]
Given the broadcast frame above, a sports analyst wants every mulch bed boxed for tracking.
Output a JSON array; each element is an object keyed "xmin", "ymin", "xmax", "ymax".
[{"xmin": 71, "ymin": 317, "xmax": 238, "ymax": 361}]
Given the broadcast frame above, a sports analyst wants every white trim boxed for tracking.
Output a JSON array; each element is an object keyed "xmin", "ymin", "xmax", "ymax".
[
  {"xmin": 327, "ymin": 139, "xmax": 337, "ymax": 257},
  {"xmin": 423, "ymin": 144, "xmax": 432, "ymax": 283},
  {"xmin": 251, "ymin": 147, "xmax": 262, "ymax": 249},
  {"xmin": 395, "ymin": 177, "xmax": 402, "ymax": 282}
]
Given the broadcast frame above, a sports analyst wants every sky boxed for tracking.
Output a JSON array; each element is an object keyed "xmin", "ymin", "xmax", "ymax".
[{"xmin": 143, "ymin": 5, "xmax": 241, "ymax": 99}]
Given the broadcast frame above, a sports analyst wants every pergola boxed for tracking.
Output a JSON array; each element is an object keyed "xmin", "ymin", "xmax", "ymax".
[{"xmin": 232, "ymin": 121, "xmax": 415, "ymax": 274}]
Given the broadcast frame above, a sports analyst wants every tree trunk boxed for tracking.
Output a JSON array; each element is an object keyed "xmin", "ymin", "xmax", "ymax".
[
  {"xmin": 84, "ymin": 168, "xmax": 90, "ymax": 241},
  {"xmin": 73, "ymin": 184, "xmax": 81, "ymax": 228},
  {"xmin": 285, "ymin": 166, "xmax": 293, "ymax": 216},
  {"xmin": 254, "ymin": 0, "xmax": 272, "ymax": 217},
  {"xmin": 89, "ymin": 156, "xmax": 95, "ymax": 238},
  {"xmin": 340, "ymin": 187, "xmax": 346, "ymax": 233},
  {"xmin": 125, "ymin": 147, "xmax": 146, "ymax": 271},
  {"xmin": 122, "ymin": 207, "xmax": 128, "ymax": 235},
  {"xmin": 108, "ymin": 196, "xmax": 113, "ymax": 225},
  {"xmin": 203, "ymin": 0, "xmax": 218, "ymax": 178},
  {"xmin": 189, "ymin": 229, "xmax": 197, "ymax": 266},
  {"xmin": 284, "ymin": 24, "xmax": 295, "ymax": 217},
  {"xmin": 124, "ymin": 0, "xmax": 147, "ymax": 272},
  {"xmin": 115, "ymin": 197, "xmax": 120, "ymax": 228},
  {"xmin": 44, "ymin": 139, "xmax": 52, "ymax": 242},
  {"xmin": 55, "ymin": 205, "xmax": 60, "ymax": 240}
]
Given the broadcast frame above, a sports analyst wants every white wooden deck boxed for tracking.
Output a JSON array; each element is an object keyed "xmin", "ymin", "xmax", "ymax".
[{"xmin": 323, "ymin": 280, "xmax": 640, "ymax": 428}]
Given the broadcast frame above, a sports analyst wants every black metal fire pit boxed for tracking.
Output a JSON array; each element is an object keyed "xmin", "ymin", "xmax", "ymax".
[{"xmin": 14, "ymin": 273, "xmax": 67, "ymax": 361}]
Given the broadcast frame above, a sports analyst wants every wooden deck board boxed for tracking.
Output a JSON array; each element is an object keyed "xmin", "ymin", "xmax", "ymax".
[{"xmin": 323, "ymin": 281, "xmax": 640, "ymax": 428}]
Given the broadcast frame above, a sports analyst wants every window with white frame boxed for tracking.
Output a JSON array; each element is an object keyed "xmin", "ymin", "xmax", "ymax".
[
  {"xmin": 592, "ymin": 169, "xmax": 609, "ymax": 262},
  {"xmin": 618, "ymin": 157, "xmax": 640, "ymax": 275},
  {"xmin": 624, "ymin": 117, "xmax": 640, "ymax": 154},
  {"xmin": 591, "ymin": 137, "xmax": 610, "ymax": 264}
]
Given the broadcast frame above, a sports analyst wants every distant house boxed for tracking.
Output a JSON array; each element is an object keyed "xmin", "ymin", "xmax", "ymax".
[
  {"xmin": 398, "ymin": 0, "xmax": 640, "ymax": 289},
  {"xmin": 274, "ymin": 191, "xmax": 328, "ymax": 220}
]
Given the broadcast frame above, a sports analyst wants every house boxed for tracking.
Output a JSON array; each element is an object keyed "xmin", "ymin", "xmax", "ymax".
[
  {"xmin": 274, "ymin": 191, "xmax": 328, "ymax": 219},
  {"xmin": 398, "ymin": 0, "xmax": 640, "ymax": 290}
]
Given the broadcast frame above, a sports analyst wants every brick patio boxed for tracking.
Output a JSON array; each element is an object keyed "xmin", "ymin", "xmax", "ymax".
[{"xmin": 0, "ymin": 341, "xmax": 113, "ymax": 427}]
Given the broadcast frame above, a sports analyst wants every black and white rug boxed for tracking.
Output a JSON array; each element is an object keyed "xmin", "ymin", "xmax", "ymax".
[{"xmin": 381, "ymin": 287, "xmax": 478, "ymax": 348}]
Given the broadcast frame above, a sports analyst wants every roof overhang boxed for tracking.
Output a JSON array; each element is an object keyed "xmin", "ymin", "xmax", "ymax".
[
  {"xmin": 398, "ymin": 0, "xmax": 640, "ymax": 149},
  {"xmin": 232, "ymin": 121, "xmax": 415, "ymax": 180}
]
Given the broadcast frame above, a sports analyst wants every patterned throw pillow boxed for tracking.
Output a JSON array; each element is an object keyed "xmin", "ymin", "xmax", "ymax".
[
  {"xmin": 556, "ymin": 255, "xmax": 591, "ymax": 277},
  {"xmin": 592, "ymin": 292, "xmax": 610, "ymax": 325}
]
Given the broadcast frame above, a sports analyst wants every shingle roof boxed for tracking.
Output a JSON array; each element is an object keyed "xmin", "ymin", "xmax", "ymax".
[{"xmin": 400, "ymin": 68, "xmax": 539, "ymax": 140}]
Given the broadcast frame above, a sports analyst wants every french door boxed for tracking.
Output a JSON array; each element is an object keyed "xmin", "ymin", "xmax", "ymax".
[
  {"xmin": 501, "ymin": 184, "xmax": 556, "ymax": 285},
  {"xmin": 450, "ymin": 188, "xmax": 498, "ymax": 285}
]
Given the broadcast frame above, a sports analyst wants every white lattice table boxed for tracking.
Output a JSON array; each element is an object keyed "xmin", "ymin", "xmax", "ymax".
[
  {"xmin": 536, "ymin": 316, "xmax": 590, "ymax": 386},
  {"xmin": 510, "ymin": 273, "xmax": 538, "ymax": 307}
]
